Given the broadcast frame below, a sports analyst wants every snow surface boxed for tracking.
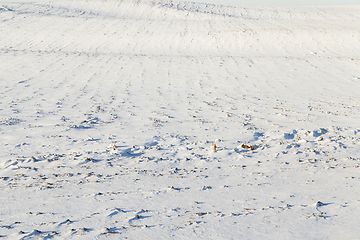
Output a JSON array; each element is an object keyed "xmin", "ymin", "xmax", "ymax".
[{"xmin": 1, "ymin": 0, "xmax": 360, "ymax": 239}]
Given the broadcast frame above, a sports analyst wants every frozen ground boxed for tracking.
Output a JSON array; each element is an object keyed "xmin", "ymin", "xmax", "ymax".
[{"xmin": 1, "ymin": 0, "xmax": 360, "ymax": 239}]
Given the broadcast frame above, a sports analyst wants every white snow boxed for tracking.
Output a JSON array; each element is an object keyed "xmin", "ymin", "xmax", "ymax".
[{"xmin": 1, "ymin": 0, "xmax": 360, "ymax": 239}]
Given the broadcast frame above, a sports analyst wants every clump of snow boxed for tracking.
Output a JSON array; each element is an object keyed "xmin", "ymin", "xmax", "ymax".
[{"xmin": 1, "ymin": 0, "xmax": 360, "ymax": 239}]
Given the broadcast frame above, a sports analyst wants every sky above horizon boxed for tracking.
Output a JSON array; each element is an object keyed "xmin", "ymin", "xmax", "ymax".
[{"xmin": 0, "ymin": 0, "xmax": 359, "ymax": 6}]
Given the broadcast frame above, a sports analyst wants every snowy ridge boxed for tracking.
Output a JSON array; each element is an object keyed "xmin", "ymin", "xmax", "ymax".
[
  {"xmin": 1, "ymin": 0, "xmax": 360, "ymax": 239},
  {"xmin": 3, "ymin": 0, "xmax": 360, "ymax": 20},
  {"xmin": 1, "ymin": 0, "xmax": 360, "ymax": 57}
]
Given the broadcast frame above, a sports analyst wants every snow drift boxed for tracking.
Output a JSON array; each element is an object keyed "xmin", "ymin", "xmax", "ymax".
[{"xmin": 1, "ymin": 0, "xmax": 360, "ymax": 239}]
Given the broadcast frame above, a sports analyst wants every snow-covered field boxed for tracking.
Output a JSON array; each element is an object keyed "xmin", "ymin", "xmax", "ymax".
[{"xmin": 1, "ymin": 0, "xmax": 360, "ymax": 239}]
